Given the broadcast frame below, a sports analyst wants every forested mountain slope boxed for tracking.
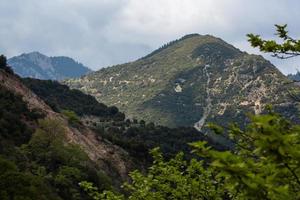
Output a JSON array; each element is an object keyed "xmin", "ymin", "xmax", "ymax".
[{"xmin": 0, "ymin": 64, "xmax": 134, "ymax": 199}]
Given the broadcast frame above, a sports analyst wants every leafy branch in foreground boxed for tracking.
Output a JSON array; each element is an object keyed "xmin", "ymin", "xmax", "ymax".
[
  {"xmin": 81, "ymin": 148, "xmax": 225, "ymax": 200},
  {"xmin": 193, "ymin": 113, "xmax": 300, "ymax": 199},
  {"xmin": 247, "ymin": 24, "xmax": 300, "ymax": 59},
  {"xmin": 81, "ymin": 112, "xmax": 300, "ymax": 200}
]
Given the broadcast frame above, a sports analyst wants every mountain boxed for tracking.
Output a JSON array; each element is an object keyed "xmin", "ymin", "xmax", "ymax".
[
  {"xmin": 8, "ymin": 52, "xmax": 91, "ymax": 80},
  {"xmin": 65, "ymin": 34, "xmax": 300, "ymax": 130}
]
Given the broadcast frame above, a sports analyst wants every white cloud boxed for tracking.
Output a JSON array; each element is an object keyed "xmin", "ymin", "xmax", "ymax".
[{"xmin": 0, "ymin": 0, "xmax": 299, "ymax": 73}]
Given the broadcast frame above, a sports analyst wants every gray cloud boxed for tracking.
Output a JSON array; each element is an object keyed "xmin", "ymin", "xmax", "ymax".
[{"xmin": 0, "ymin": 0, "xmax": 299, "ymax": 73}]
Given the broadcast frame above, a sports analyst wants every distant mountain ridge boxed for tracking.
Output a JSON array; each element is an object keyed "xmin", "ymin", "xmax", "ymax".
[
  {"xmin": 8, "ymin": 52, "xmax": 91, "ymax": 80},
  {"xmin": 65, "ymin": 34, "xmax": 300, "ymax": 132},
  {"xmin": 288, "ymin": 71, "xmax": 300, "ymax": 81}
]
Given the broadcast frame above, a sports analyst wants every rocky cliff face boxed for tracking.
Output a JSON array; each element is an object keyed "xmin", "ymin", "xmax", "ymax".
[
  {"xmin": 0, "ymin": 69, "xmax": 133, "ymax": 182},
  {"xmin": 8, "ymin": 52, "xmax": 91, "ymax": 80},
  {"xmin": 65, "ymin": 34, "xmax": 300, "ymax": 129}
]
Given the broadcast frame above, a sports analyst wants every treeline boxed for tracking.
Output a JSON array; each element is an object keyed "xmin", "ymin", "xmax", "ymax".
[
  {"xmin": 287, "ymin": 71, "xmax": 300, "ymax": 81},
  {"xmin": 23, "ymin": 78, "xmax": 125, "ymax": 121},
  {"xmin": 0, "ymin": 55, "xmax": 14, "ymax": 74},
  {"xmin": 141, "ymin": 33, "xmax": 200, "ymax": 59},
  {"xmin": 91, "ymin": 119, "xmax": 225, "ymax": 164}
]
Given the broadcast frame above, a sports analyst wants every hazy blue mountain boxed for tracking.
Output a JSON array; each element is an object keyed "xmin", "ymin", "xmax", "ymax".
[
  {"xmin": 288, "ymin": 71, "xmax": 300, "ymax": 81},
  {"xmin": 8, "ymin": 52, "xmax": 91, "ymax": 80}
]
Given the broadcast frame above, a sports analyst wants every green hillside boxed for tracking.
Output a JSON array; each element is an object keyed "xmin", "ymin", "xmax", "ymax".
[{"xmin": 65, "ymin": 34, "xmax": 300, "ymax": 130}]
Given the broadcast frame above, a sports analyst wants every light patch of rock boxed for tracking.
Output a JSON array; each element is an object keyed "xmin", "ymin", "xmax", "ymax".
[
  {"xmin": 148, "ymin": 78, "xmax": 156, "ymax": 83},
  {"xmin": 254, "ymin": 100, "xmax": 262, "ymax": 114},
  {"xmin": 240, "ymin": 101, "xmax": 250, "ymax": 106},
  {"xmin": 119, "ymin": 80, "xmax": 131, "ymax": 84},
  {"xmin": 174, "ymin": 84, "xmax": 183, "ymax": 92},
  {"xmin": 218, "ymin": 103, "xmax": 229, "ymax": 115}
]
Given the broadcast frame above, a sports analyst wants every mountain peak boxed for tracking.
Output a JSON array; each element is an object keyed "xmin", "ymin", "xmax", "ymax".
[
  {"xmin": 27, "ymin": 51, "xmax": 45, "ymax": 56},
  {"xmin": 141, "ymin": 33, "xmax": 241, "ymax": 61},
  {"xmin": 8, "ymin": 52, "xmax": 91, "ymax": 80},
  {"xmin": 20, "ymin": 51, "xmax": 48, "ymax": 59},
  {"xmin": 179, "ymin": 33, "xmax": 201, "ymax": 39},
  {"xmin": 179, "ymin": 33, "xmax": 217, "ymax": 40}
]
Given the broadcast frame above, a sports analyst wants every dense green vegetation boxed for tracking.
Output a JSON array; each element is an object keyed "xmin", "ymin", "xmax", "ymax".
[
  {"xmin": 0, "ymin": 56, "xmax": 42, "ymax": 150},
  {"xmin": 21, "ymin": 119, "xmax": 113, "ymax": 199},
  {"xmin": 0, "ymin": 116, "xmax": 113, "ymax": 200},
  {"xmin": 92, "ymin": 119, "xmax": 225, "ymax": 162},
  {"xmin": 0, "ymin": 85, "xmax": 38, "ymax": 149},
  {"xmin": 61, "ymin": 110, "xmax": 81, "ymax": 126},
  {"xmin": 23, "ymin": 78, "xmax": 125, "ymax": 121},
  {"xmin": 0, "ymin": 156, "xmax": 59, "ymax": 200},
  {"xmin": 81, "ymin": 112, "xmax": 300, "ymax": 200},
  {"xmin": 0, "ymin": 55, "xmax": 14, "ymax": 74}
]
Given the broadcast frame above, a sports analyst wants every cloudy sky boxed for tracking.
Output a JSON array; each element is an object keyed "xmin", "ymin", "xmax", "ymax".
[{"xmin": 1, "ymin": 0, "xmax": 299, "ymax": 74}]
